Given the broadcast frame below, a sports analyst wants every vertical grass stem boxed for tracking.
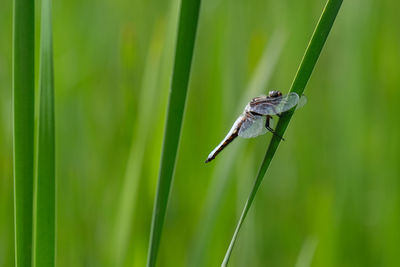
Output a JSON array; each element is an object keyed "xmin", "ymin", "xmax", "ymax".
[
  {"xmin": 33, "ymin": 0, "xmax": 56, "ymax": 265},
  {"xmin": 222, "ymin": 0, "xmax": 343, "ymax": 265},
  {"xmin": 13, "ymin": 0, "xmax": 35, "ymax": 265},
  {"xmin": 146, "ymin": 0, "xmax": 202, "ymax": 266}
]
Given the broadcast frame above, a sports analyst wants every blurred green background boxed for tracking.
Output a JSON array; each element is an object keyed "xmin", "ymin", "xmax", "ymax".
[{"xmin": 1, "ymin": 0, "xmax": 400, "ymax": 266}]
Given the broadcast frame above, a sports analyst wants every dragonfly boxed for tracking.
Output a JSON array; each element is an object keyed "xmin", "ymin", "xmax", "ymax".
[{"xmin": 205, "ymin": 90, "xmax": 306, "ymax": 163}]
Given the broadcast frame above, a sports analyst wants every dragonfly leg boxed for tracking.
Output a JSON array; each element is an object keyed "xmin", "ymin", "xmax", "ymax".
[{"xmin": 265, "ymin": 116, "xmax": 285, "ymax": 141}]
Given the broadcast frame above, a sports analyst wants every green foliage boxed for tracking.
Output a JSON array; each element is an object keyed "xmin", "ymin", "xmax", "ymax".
[
  {"xmin": 146, "ymin": 0, "xmax": 202, "ymax": 266},
  {"xmin": 33, "ymin": 0, "xmax": 55, "ymax": 265},
  {"xmin": 222, "ymin": 0, "xmax": 343, "ymax": 264},
  {"xmin": 12, "ymin": 0, "xmax": 35, "ymax": 266},
  {"xmin": 2, "ymin": 0, "xmax": 400, "ymax": 266}
]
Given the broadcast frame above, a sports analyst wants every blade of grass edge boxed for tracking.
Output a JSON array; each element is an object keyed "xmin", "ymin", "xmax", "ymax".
[
  {"xmin": 13, "ymin": 0, "xmax": 35, "ymax": 266},
  {"xmin": 146, "ymin": 0, "xmax": 202, "ymax": 266},
  {"xmin": 33, "ymin": 0, "xmax": 55, "ymax": 266},
  {"xmin": 222, "ymin": 0, "xmax": 343, "ymax": 265}
]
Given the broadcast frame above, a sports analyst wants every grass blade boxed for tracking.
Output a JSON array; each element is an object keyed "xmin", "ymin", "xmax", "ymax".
[
  {"xmin": 12, "ymin": 0, "xmax": 35, "ymax": 265},
  {"xmin": 33, "ymin": 0, "xmax": 55, "ymax": 265},
  {"xmin": 146, "ymin": 0, "xmax": 202, "ymax": 266},
  {"xmin": 222, "ymin": 0, "xmax": 343, "ymax": 265}
]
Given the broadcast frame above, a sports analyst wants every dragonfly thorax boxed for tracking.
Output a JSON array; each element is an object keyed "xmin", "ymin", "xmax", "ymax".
[{"xmin": 244, "ymin": 103, "xmax": 252, "ymax": 113}]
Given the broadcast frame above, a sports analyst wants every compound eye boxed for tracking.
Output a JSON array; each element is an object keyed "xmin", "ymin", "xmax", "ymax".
[{"xmin": 268, "ymin": 90, "xmax": 282, "ymax": 97}]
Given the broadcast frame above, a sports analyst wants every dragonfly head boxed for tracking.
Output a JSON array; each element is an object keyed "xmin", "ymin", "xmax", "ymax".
[{"xmin": 268, "ymin": 90, "xmax": 282, "ymax": 98}]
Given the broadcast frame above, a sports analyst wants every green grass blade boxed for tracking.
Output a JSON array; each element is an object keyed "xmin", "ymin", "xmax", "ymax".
[
  {"xmin": 222, "ymin": 0, "xmax": 343, "ymax": 265},
  {"xmin": 33, "ymin": 0, "xmax": 55, "ymax": 265},
  {"xmin": 13, "ymin": 0, "xmax": 35, "ymax": 266},
  {"xmin": 146, "ymin": 0, "xmax": 202, "ymax": 266}
]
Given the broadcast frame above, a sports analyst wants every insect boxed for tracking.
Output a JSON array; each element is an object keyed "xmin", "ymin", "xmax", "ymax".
[{"xmin": 205, "ymin": 90, "xmax": 306, "ymax": 163}]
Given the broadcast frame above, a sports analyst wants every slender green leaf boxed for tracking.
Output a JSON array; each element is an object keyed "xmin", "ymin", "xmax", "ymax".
[
  {"xmin": 13, "ymin": 0, "xmax": 35, "ymax": 265},
  {"xmin": 222, "ymin": 0, "xmax": 343, "ymax": 265},
  {"xmin": 146, "ymin": 0, "xmax": 202, "ymax": 266},
  {"xmin": 33, "ymin": 0, "xmax": 55, "ymax": 265}
]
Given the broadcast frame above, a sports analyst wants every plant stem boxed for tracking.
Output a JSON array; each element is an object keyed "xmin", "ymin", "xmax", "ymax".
[
  {"xmin": 146, "ymin": 0, "xmax": 202, "ymax": 266},
  {"xmin": 33, "ymin": 0, "xmax": 55, "ymax": 265},
  {"xmin": 222, "ymin": 0, "xmax": 343, "ymax": 265},
  {"xmin": 13, "ymin": 0, "xmax": 35, "ymax": 265}
]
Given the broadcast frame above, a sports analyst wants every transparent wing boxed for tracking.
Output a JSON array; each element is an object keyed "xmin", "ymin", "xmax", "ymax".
[
  {"xmin": 297, "ymin": 94, "xmax": 307, "ymax": 109},
  {"xmin": 248, "ymin": 92, "xmax": 300, "ymax": 115},
  {"xmin": 238, "ymin": 115, "xmax": 267, "ymax": 139}
]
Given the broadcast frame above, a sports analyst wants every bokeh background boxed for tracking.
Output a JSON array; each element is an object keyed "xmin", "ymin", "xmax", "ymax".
[{"xmin": 1, "ymin": 0, "xmax": 400, "ymax": 266}]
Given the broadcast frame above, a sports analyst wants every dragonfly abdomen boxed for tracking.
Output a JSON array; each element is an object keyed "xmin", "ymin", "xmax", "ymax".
[
  {"xmin": 205, "ymin": 115, "xmax": 247, "ymax": 163},
  {"xmin": 205, "ymin": 131, "xmax": 238, "ymax": 163}
]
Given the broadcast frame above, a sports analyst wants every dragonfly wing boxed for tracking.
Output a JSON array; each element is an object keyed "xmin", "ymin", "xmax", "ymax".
[
  {"xmin": 297, "ymin": 94, "xmax": 307, "ymax": 109},
  {"xmin": 238, "ymin": 115, "xmax": 267, "ymax": 139},
  {"xmin": 249, "ymin": 92, "xmax": 300, "ymax": 115}
]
